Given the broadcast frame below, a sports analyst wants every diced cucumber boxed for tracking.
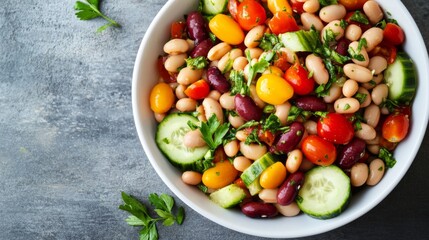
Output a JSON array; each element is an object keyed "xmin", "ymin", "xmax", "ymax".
[
  {"xmin": 384, "ymin": 52, "xmax": 417, "ymax": 104},
  {"xmin": 156, "ymin": 113, "xmax": 209, "ymax": 171},
  {"xmin": 297, "ymin": 165, "xmax": 351, "ymax": 219},
  {"xmin": 280, "ymin": 30, "xmax": 319, "ymax": 52},
  {"xmin": 201, "ymin": 0, "xmax": 228, "ymax": 15},
  {"xmin": 247, "ymin": 177, "xmax": 263, "ymax": 196},
  {"xmin": 240, "ymin": 153, "xmax": 276, "ymax": 186},
  {"xmin": 209, "ymin": 184, "xmax": 247, "ymax": 208}
]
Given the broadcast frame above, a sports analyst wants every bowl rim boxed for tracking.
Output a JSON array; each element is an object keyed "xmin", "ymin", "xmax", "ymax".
[{"xmin": 132, "ymin": 0, "xmax": 429, "ymax": 238}]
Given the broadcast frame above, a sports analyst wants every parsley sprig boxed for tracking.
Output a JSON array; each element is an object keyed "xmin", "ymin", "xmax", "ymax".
[
  {"xmin": 378, "ymin": 147, "xmax": 397, "ymax": 168},
  {"xmin": 74, "ymin": 0, "xmax": 121, "ymax": 32},
  {"xmin": 198, "ymin": 114, "xmax": 230, "ymax": 150},
  {"xmin": 119, "ymin": 192, "xmax": 185, "ymax": 240}
]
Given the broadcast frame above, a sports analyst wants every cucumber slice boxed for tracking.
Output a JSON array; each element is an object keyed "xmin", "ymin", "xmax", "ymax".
[
  {"xmin": 384, "ymin": 52, "xmax": 417, "ymax": 104},
  {"xmin": 202, "ymin": 0, "xmax": 228, "ymax": 15},
  {"xmin": 156, "ymin": 113, "xmax": 209, "ymax": 171},
  {"xmin": 247, "ymin": 177, "xmax": 263, "ymax": 196},
  {"xmin": 209, "ymin": 184, "xmax": 247, "ymax": 208},
  {"xmin": 297, "ymin": 165, "xmax": 351, "ymax": 219},
  {"xmin": 280, "ymin": 30, "xmax": 319, "ymax": 52},
  {"xmin": 240, "ymin": 153, "xmax": 276, "ymax": 186}
]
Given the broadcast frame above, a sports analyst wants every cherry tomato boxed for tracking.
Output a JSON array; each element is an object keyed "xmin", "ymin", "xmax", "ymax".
[
  {"xmin": 209, "ymin": 14, "xmax": 245, "ymax": 45},
  {"xmin": 256, "ymin": 74, "xmax": 294, "ymax": 105},
  {"xmin": 268, "ymin": 11, "xmax": 300, "ymax": 35},
  {"xmin": 260, "ymin": 162, "xmax": 287, "ymax": 189},
  {"xmin": 213, "ymin": 147, "xmax": 228, "ymax": 163},
  {"xmin": 149, "ymin": 83, "xmax": 175, "ymax": 114},
  {"xmin": 290, "ymin": 0, "xmax": 304, "ymax": 14},
  {"xmin": 228, "ymin": 0, "xmax": 240, "ymax": 21},
  {"xmin": 382, "ymin": 113, "xmax": 410, "ymax": 143},
  {"xmin": 157, "ymin": 56, "xmax": 177, "ymax": 83},
  {"xmin": 237, "ymin": 0, "xmax": 267, "ymax": 31},
  {"xmin": 301, "ymin": 135, "xmax": 337, "ymax": 166},
  {"xmin": 317, "ymin": 113, "xmax": 355, "ymax": 144},
  {"xmin": 267, "ymin": 0, "xmax": 293, "ymax": 15},
  {"xmin": 339, "ymin": 0, "xmax": 368, "ymax": 10},
  {"xmin": 170, "ymin": 21, "xmax": 186, "ymax": 39},
  {"xmin": 383, "ymin": 23, "xmax": 405, "ymax": 46},
  {"xmin": 273, "ymin": 51, "xmax": 292, "ymax": 72},
  {"xmin": 284, "ymin": 62, "xmax": 315, "ymax": 95},
  {"xmin": 371, "ymin": 41, "xmax": 397, "ymax": 64},
  {"xmin": 184, "ymin": 79, "xmax": 210, "ymax": 100},
  {"xmin": 263, "ymin": 66, "xmax": 284, "ymax": 77},
  {"xmin": 202, "ymin": 161, "xmax": 239, "ymax": 189},
  {"xmin": 258, "ymin": 128, "xmax": 276, "ymax": 146}
]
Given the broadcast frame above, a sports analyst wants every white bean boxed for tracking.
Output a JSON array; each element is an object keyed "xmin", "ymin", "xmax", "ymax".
[
  {"xmin": 286, "ymin": 149, "xmax": 303, "ymax": 174},
  {"xmin": 224, "ymin": 140, "xmax": 240, "ymax": 158},
  {"xmin": 368, "ymin": 56, "xmax": 388, "ymax": 75},
  {"xmin": 319, "ymin": 4, "xmax": 346, "ymax": 23},
  {"xmin": 233, "ymin": 156, "xmax": 252, "ymax": 172},
  {"xmin": 207, "ymin": 90, "xmax": 221, "ymax": 101},
  {"xmin": 301, "ymin": 13, "xmax": 324, "ymax": 31},
  {"xmin": 245, "ymin": 25, "xmax": 266, "ymax": 48},
  {"xmin": 306, "ymin": 54, "xmax": 329, "ymax": 85},
  {"xmin": 219, "ymin": 92, "xmax": 236, "ymax": 110},
  {"xmin": 361, "ymin": 27, "xmax": 384, "ymax": 52},
  {"xmin": 349, "ymin": 41, "xmax": 369, "ymax": 67},
  {"xmin": 163, "ymin": 38, "xmax": 189, "ymax": 55},
  {"xmin": 250, "ymin": 84, "xmax": 266, "ymax": 109},
  {"xmin": 239, "ymin": 141, "xmax": 267, "ymax": 160},
  {"xmin": 323, "ymin": 83, "xmax": 342, "ymax": 103},
  {"xmin": 334, "ymin": 97, "xmax": 361, "ymax": 114},
  {"xmin": 363, "ymin": 1, "xmax": 384, "ymax": 24},
  {"xmin": 235, "ymin": 130, "xmax": 249, "ymax": 142},
  {"xmin": 321, "ymin": 20, "xmax": 344, "ymax": 42},
  {"xmin": 366, "ymin": 158, "xmax": 385, "ymax": 186},
  {"xmin": 364, "ymin": 104, "xmax": 381, "ymax": 128},
  {"xmin": 176, "ymin": 98, "xmax": 197, "ymax": 112},
  {"xmin": 345, "ymin": 24, "xmax": 362, "ymax": 42},
  {"xmin": 350, "ymin": 163, "xmax": 369, "ymax": 187},
  {"xmin": 233, "ymin": 56, "xmax": 248, "ymax": 71},
  {"xmin": 196, "ymin": 105, "xmax": 206, "ymax": 122},
  {"xmin": 202, "ymin": 98, "xmax": 224, "ymax": 124},
  {"xmin": 279, "ymin": 47, "xmax": 299, "ymax": 64},
  {"xmin": 343, "ymin": 63, "xmax": 373, "ymax": 83},
  {"xmin": 246, "ymin": 48, "xmax": 264, "ymax": 60},
  {"xmin": 259, "ymin": 189, "xmax": 278, "ymax": 203},
  {"xmin": 303, "ymin": 0, "xmax": 320, "ymax": 14},
  {"xmin": 371, "ymin": 84, "xmax": 389, "ymax": 105},
  {"xmin": 229, "ymin": 114, "xmax": 245, "ymax": 129},
  {"xmin": 181, "ymin": 171, "xmax": 202, "ymax": 185},
  {"xmin": 184, "ymin": 129, "xmax": 207, "ymax": 148},
  {"xmin": 154, "ymin": 112, "xmax": 165, "ymax": 122},
  {"xmin": 207, "ymin": 42, "xmax": 232, "ymax": 61},
  {"xmin": 275, "ymin": 202, "xmax": 300, "ymax": 217},
  {"xmin": 177, "ymin": 67, "xmax": 203, "ymax": 85},
  {"xmin": 275, "ymin": 102, "xmax": 291, "ymax": 126},
  {"xmin": 357, "ymin": 87, "xmax": 372, "ymax": 108},
  {"xmin": 175, "ymin": 84, "xmax": 187, "ymax": 99},
  {"xmin": 355, "ymin": 123, "xmax": 376, "ymax": 140},
  {"xmin": 164, "ymin": 53, "xmax": 187, "ymax": 73},
  {"xmin": 342, "ymin": 79, "xmax": 359, "ymax": 98}
]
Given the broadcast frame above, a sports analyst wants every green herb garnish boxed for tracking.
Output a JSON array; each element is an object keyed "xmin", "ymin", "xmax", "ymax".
[{"xmin": 74, "ymin": 0, "xmax": 121, "ymax": 32}]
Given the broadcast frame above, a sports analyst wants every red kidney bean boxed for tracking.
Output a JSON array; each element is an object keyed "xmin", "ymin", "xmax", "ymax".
[
  {"xmin": 241, "ymin": 202, "xmax": 278, "ymax": 218},
  {"xmin": 187, "ymin": 12, "xmax": 209, "ymax": 45},
  {"xmin": 190, "ymin": 38, "xmax": 214, "ymax": 58},
  {"xmin": 335, "ymin": 38, "xmax": 351, "ymax": 56},
  {"xmin": 337, "ymin": 138, "xmax": 366, "ymax": 169},
  {"xmin": 277, "ymin": 171, "xmax": 305, "ymax": 206},
  {"xmin": 234, "ymin": 94, "xmax": 262, "ymax": 121},
  {"xmin": 270, "ymin": 122, "xmax": 305, "ymax": 154},
  {"xmin": 294, "ymin": 96, "xmax": 327, "ymax": 111},
  {"xmin": 207, "ymin": 66, "xmax": 231, "ymax": 93}
]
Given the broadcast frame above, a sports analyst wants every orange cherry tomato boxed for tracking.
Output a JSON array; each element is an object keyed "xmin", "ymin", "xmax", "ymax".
[
  {"xmin": 382, "ymin": 113, "xmax": 410, "ymax": 143},
  {"xmin": 338, "ymin": 0, "xmax": 368, "ymax": 10},
  {"xmin": 259, "ymin": 162, "xmax": 287, "ymax": 189},
  {"xmin": 284, "ymin": 62, "xmax": 315, "ymax": 95},
  {"xmin": 256, "ymin": 74, "xmax": 294, "ymax": 105},
  {"xmin": 383, "ymin": 23, "xmax": 405, "ymax": 46},
  {"xmin": 184, "ymin": 79, "xmax": 210, "ymax": 100},
  {"xmin": 209, "ymin": 14, "xmax": 245, "ymax": 45},
  {"xmin": 268, "ymin": 11, "xmax": 299, "ymax": 35},
  {"xmin": 267, "ymin": 0, "xmax": 293, "ymax": 15},
  {"xmin": 149, "ymin": 82, "xmax": 175, "ymax": 114},
  {"xmin": 202, "ymin": 161, "xmax": 239, "ymax": 189},
  {"xmin": 301, "ymin": 135, "xmax": 337, "ymax": 166},
  {"xmin": 237, "ymin": 0, "xmax": 267, "ymax": 31}
]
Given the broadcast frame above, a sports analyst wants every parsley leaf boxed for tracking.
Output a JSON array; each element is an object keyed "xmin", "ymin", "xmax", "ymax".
[
  {"xmin": 119, "ymin": 192, "xmax": 185, "ymax": 240},
  {"xmin": 230, "ymin": 70, "xmax": 250, "ymax": 96},
  {"xmin": 354, "ymin": 92, "xmax": 367, "ymax": 104},
  {"xmin": 185, "ymin": 56, "xmax": 208, "ymax": 70},
  {"xmin": 318, "ymin": 0, "xmax": 338, "ymax": 7},
  {"xmin": 74, "ymin": 0, "xmax": 121, "ymax": 32},
  {"xmin": 245, "ymin": 50, "xmax": 273, "ymax": 86},
  {"xmin": 199, "ymin": 114, "xmax": 230, "ymax": 150},
  {"xmin": 259, "ymin": 33, "xmax": 282, "ymax": 51},
  {"xmin": 378, "ymin": 147, "xmax": 397, "ymax": 168},
  {"xmin": 350, "ymin": 11, "xmax": 369, "ymax": 25}
]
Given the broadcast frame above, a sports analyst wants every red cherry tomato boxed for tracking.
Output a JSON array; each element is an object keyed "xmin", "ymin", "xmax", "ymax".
[
  {"xmin": 258, "ymin": 128, "xmax": 276, "ymax": 146},
  {"xmin": 290, "ymin": 0, "xmax": 304, "ymax": 14},
  {"xmin": 268, "ymin": 11, "xmax": 299, "ymax": 35},
  {"xmin": 383, "ymin": 23, "xmax": 405, "ymax": 46},
  {"xmin": 371, "ymin": 41, "xmax": 398, "ymax": 64},
  {"xmin": 237, "ymin": 0, "xmax": 267, "ymax": 31},
  {"xmin": 184, "ymin": 80, "xmax": 210, "ymax": 100},
  {"xmin": 317, "ymin": 113, "xmax": 355, "ymax": 144},
  {"xmin": 170, "ymin": 21, "xmax": 186, "ymax": 39},
  {"xmin": 301, "ymin": 135, "xmax": 337, "ymax": 166},
  {"xmin": 273, "ymin": 51, "xmax": 291, "ymax": 72},
  {"xmin": 228, "ymin": 0, "xmax": 240, "ymax": 21},
  {"xmin": 382, "ymin": 113, "xmax": 410, "ymax": 143},
  {"xmin": 284, "ymin": 62, "xmax": 315, "ymax": 95},
  {"xmin": 339, "ymin": 0, "xmax": 368, "ymax": 10}
]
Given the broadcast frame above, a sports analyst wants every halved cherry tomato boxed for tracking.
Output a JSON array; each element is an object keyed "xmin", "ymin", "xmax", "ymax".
[
  {"xmin": 267, "ymin": 0, "xmax": 293, "ymax": 15},
  {"xmin": 237, "ymin": 0, "xmax": 267, "ymax": 31},
  {"xmin": 228, "ymin": 0, "xmax": 240, "ymax": 21},
  {"xmin": 290, "ymin": 0, "xmax": 304, "ymax": 14},
  {"xmin": 150, "ymin": 83, "xmax": 175, "ymax": 114},
  {"xmin": 301, "ymin": 135, "xmax": 337, "ymax": 166},
  {"xmin": 284, "ymin": 62, "xmax": 315, "ymax": 95},
  {"xmin": 370, "ymin": 41, "xmax": 397, "ymax": 64},
  {"xmin": 383, "ymin": 23, "xmax": 405, "ymax": 46},
  {"xmin": 256, "ymin": 74, "xmax": 294, "ymax": 105},
  {"xmin": 268, "ymin": 11, "xmax": 299, "ymax": 35},
  {"xmin": 317, "ymin": 113, "xmax": 355, "ymax": 144},
  {"xmin": 260, "ymin": 162, "xmax": 287, "ymax": 189},
  {"xmin": 258, "ymin": 128, "xmax": 276, "ymax": 146},
  {"xmin": 339, "ymin": 0, "xmax": 368, "ymax": 10},
  {"xmin": 202, "ymin": 161, "xmax": 238, "ymax": 189},
  {"xmin": 170, "ymin": 21, "xmax": 186, "ymax": 39},
  {"xmin": 184, "ymin": 79, "xmax": 210, "ymax": 100},
  {"xmin": 382, "ymin": 113, "xmax": 410, "ymax": 143},
  {"xmin": 273, "ymin": 51, "xmax": 292, "ymax": 72}
]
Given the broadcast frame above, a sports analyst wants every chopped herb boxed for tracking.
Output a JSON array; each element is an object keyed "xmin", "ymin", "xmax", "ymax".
[
  {"xmin": 381, "ymin": 98, "xmax": 400, "ymax": 113},
  {"xmin": 287, "ymin": 106, "xmax": 304, "ymax": 122},
  {"xmin": 340, "ymin": 19, "xmax": 348, "ymax": 29},
  {"xmin": 197, "ymin": 184, "xmax": 208, "ymax": 193},
  {"xmin": 318, "ymin": 0, "xmax": 338, "ymax": 7},
  {"xmin": 263, "ymin": 105, "xmax": 276, "ymax": 113},
  {"xmin": 185, "ymin": 56, "xmax": 208, "ymax": 70},
  {"xmin": 237, "ymin": 120, "xmax": 260, "ymax": 130},
  {"xmin": 378, "ymin": 147, "xmax": 397, "ymax": 168},
  {"xmin": 378, "ymin": 166, "xmax": 384, "ymax": 171},
  {"xmin": 354, "ymin": 120, "xmax": 362, "ymax": 131},
  {"xmin": 354, "ymin": 92, "xmax": 367, "ymax": 104},
  {"xmin": 245, "ymin": 128, "xmax": 263, "ymax": 145},
  {"xmin": 376, "ymin": 19, "xmax": 387, "ymax": 29},
  {"xmin": 350, "ymin": 10, "xmax": 369, "ymax": 25},
  {"xmin": 229, "ymin": 70, "xmax": 250, "ymax": 96},
  {"xmin": 348, "ymin": 38, "xmax": 367, "ymax": 61},
  {"xmin": 262, "ymin": 114, "xmax": 282, "ymax": 132},
  {"xmin": 198, "ymin": 114, "xmax": 230, "ymax": 150},
  {"xmin": 259, "ymin": 33, "xmax": 282, "ymax": 51},
  {"xmin": 343, "ymin": 103, "xmax": 351, "ymax": 110},
  {"xmin": 245, "ymin": 50, "xmax": 273, "ymax": 86},
  {"xmin": 209, "ymin": 32, "xmax": 217, "ymax": 43}
]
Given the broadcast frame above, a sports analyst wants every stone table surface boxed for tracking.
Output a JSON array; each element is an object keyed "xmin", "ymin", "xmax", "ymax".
[{"xmin": 1, "ymin": 0, "xmax": 429, "ymax": 239}]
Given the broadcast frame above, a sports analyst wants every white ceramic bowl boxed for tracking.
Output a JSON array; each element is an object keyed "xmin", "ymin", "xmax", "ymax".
[{"xmin": 132, "ymin": 0, "xmax": 429, "ymax": 238}]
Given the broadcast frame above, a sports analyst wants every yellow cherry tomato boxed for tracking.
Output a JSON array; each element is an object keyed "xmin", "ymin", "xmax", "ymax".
[
  {"xmin": 263, "ymin": 66, "xmax": 284, "ymax": 77},
  {"xmin": 267, "ymin": 0, "xmax": 293, "ymax": 15},
  {"xmin": 202, "ymin": 161, "xmax": 238, "ymax": 189},
  {"xmin": 260, "ymin": 162, "xmax": 287, "ymax": 189},
  {"xmin": 149, "ymin": 82, "xmax": 175, "ymax": 113},
  {"xmin": 209, "ymin": 14, "xmax": 245, "ymax": 45},
  {"xmin": 256, "ymin": 74, "xmax": 294, "ymax": 105}
]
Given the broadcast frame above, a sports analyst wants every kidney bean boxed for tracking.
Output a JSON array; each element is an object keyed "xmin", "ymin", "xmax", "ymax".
[
  {"xmin": 277, "ymin": 171, "xmax": 305, "ymax": 206},
  {"xmin": 186, "ymin": 11, "xmax": 209, "ymax": 44},
  {"xmin": 270, "ymin": 122, "xmax": 305, "ymax": 154},
  {"xmin": 294, "ymin": 96, "xmax": 327, "ymax": 112},
  {"xmin": 206, "ymin": 67, "xmax": 231, "ymax": 93},
  {"xmin": 241, "ymin": 202, "xmax": 278, "ymax": 218},
  {"xmin": 337, "ymin": 138, "xmax": 366, "ymax": 169},
  {"xmin": 335, "ymin": 38, "xmax": 350, "ymax": 56},
  {"xmin": 234, "ymin": 94, "xmax": 262, "ymax": 121},
  {"xmin": 190, "ymin": 38, "xmax": 214, "ymax": 58}
]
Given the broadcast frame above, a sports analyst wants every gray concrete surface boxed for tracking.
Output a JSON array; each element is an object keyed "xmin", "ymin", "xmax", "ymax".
[{"xmin": 1, "ymin": 0, "xmax": 429, "ymax": 239}]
